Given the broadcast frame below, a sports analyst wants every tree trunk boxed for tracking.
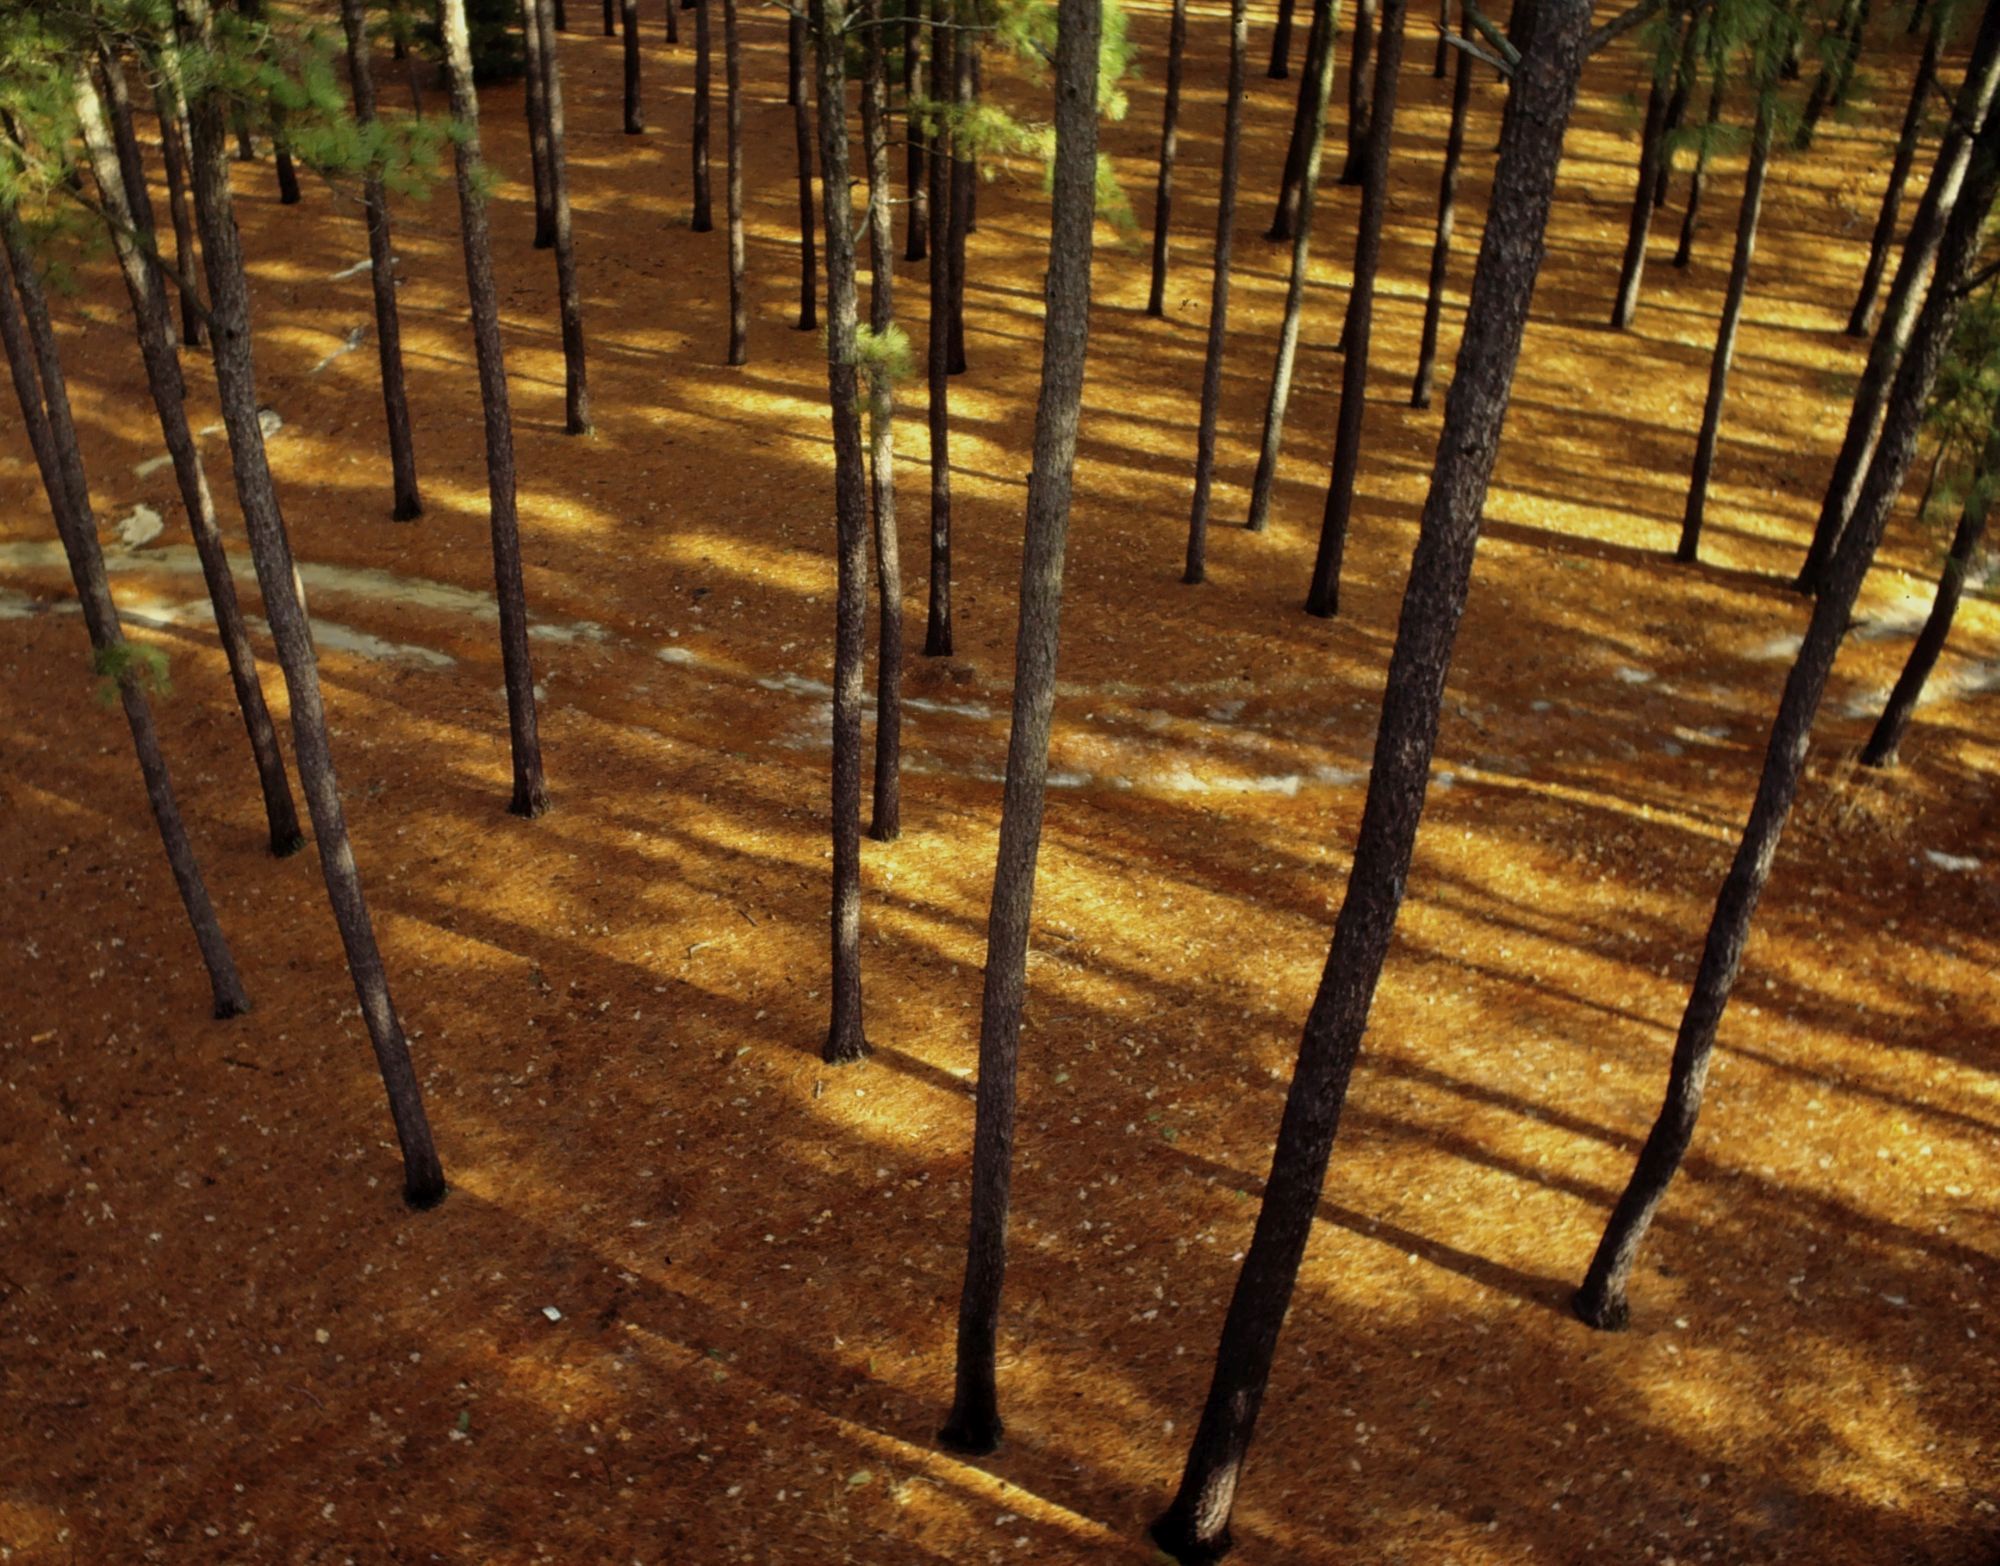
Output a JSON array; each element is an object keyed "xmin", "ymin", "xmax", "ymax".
[
  {"xmin": 1184, "ymin": 0, "xmax": 1251, "ymax": 584},
  {"xmin": 339, "ymin": 0, "xmax": 425, "ymax": 517},
  {"xmin": 1147, "ymin": 0, "xmax": 1190, "ymax": 317},
  {"xmin": 1861, "ymin": 426, "xmax": 1998, "ymax": 766},
  {"xmin": 534, "ymin": 0, "xmax": 592, "ymax": 431},
  {"xmin": 151, "ymin": 77, "xmax": 207, "ymax": 348},
  {"xmin": 439, "ymin": 0, "xmax": 552, "ymax": 814},
  {"xmin": 666, "ymin": 0, "xmax": 680, "ymax": 43},
  {"xmin": 1797, "ymin": 0, "xmax": 2000, "ymax": 591},
  {"xmin": 810, "ymin": 0, "xmax": 873, "ymax": 1067},
  {"xmin": 624, "ymin": 0, "xmax": 644, "ymax": 131},
  {"xmin": 1847, "ymin": 17, "xmax": 1939, "ymax": 337},
  {"xmin": 604, "ymin": 0, "xmax": 616, "ymax": 35},
  {"xmin": 947, "ymin": 23, "xmax": 975, "ymax": 374},
  {"xmin": 1652, "ymin": 7, "xmax": 1700, "ymax": 209},
  {"xmin": 1678, "ymin": 78, "xmax": 1775, "ymax": 563},
  {"xmin": 175, "ymin": 0, "xmax": 448, "ymax": 1205},
  {"xmin": 273, "ymin": 131, "xmax": 302, "ymax": 204},
  {"xmin": 1268, "ymin": 0, "xmax": 1328, "ymax": 241},
  {"xmin": 97, "ymin": 54, "xmax": 158, "ymax": 272},
  {"xmin": 1672, "ymin": 70, "xmax": 1722, "ymax": 267},
  {"xmin": 938, "ymin": 0, "xmax": 1100, "ymax": 1457},
  {"xmin": 692, "ymin": 0, "xmax": 714, "ymax": 229},
  {"xmin": 1336, "ymin": 0, "xmax": 1376, "ymax": 185},
  {"xmin": 1573, "ymin": 101, "xmax": 2000, "ymax": 1332},
  {"xmin": 1307, "ymin": 0, "xmax": 1406, "ymax": 617},
  {"xmin": 1797, "ymin": 0, "xmax": 1868, "ymax": 147},
  {"xmin": 861, "ymin": 0, "xmax": 903, "ymax": 840},
  {"xmin": 74, "ymin": 69, "xmax": 307, "ymax": 859},
  {"xmin": 1412, "ymin": 0, "xmax": 1472, "ymax": 409},
  {"xmin": 1609, "ymin": 17, "xmax": 1682, "ymax": 330},
  {"xmin": 790, "ymin": 11, "xmax": 818, "ymax": 329},
  {"xmin": 924, "ymin": 0, "xmax": 956, "ymax": 656},
  {"xmin": 723, "ymin": 0, "xmax": 747, "ymax": 363},
  {"xmin": 905, "ymin": 7, "xmax": 929, "ymax": 261},
  {"xmin": 522, "ymin": 0, "xmax": 558, "ymax": 243},
  {"xmin": 0, "ymin": 222, "xmax": 251, "ymax": 1022},
  {"xmin": 1245, "ymin": 0, "xmax": 1338, "ymax": 533},
  {"xmin": 1270, "ymin": 0, "xmax": 1296, "ymax": 78},
  {"xmin": 1150, "ymin": 3, "xmax": 1593, "ymax": 1554}
]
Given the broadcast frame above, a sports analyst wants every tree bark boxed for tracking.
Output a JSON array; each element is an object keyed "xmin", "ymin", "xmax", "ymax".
[
  {"xmin": 604, "ymin": 0, "xmax": 616, "ymax": 35},
  {"xmin": 0, "ymin": 220, "xmax": 251, "ymax": 1022},
  {"xmin": 1150, "ymin": 3, "xmax": 1593, "ymax": 1554},
  {"xmin": 724, "ymin": 0, "xmax": 747, "ymax": 362},
  {"xmin": 175, "ymin": 0, "xmax": 447, "ymax": 1204},
  {"xmin": 905, "ymin": 6, "xmax": 929, "ymax": 261},
  {"xmin": 947, "ymin": 21, "xmax": 975, "ymax": 374},
  {"xmin": 1609, "ymin": 13, "xmax": 1683, "ymax": 330},
  {"xmin": 97, "ymin": 54, "xmax": 158, "ymax": 276},
  {"xmin": 1245, "ymin": 0, "xmax": 1338, "ymax": 533},
  {"xmin": 1412, "ymin": 0, "xmax": 1472, "ymax": 409},
  {"xmin": 1672, "ymin": 70, "xmax": 1722, "ymax": 267},
  {"xmin": 1336, "ymin": 0, "xmax": 1376, "ymax": 185},
  {"xmin": 938, "ymin": 0, "xmax": 1100, "ymax": 1457},
  {"xmin": 1147, "ymin": 0, "xmax": 1190, "ymax": 317},
  {"xmin": 1307, "ymin": 0, "xmax": 1406, "ymax": 617},
  {"xmin": 522, "ymin": 0, "xmax": 558, "ymax": 243},
  {"xmin": 1847, "ymin": 17, "xmax": 1939, "ymax": 336},
  {"xmin": 693, "ymin": 0, "xmax": 714, "ymax": 229},
  {"xmin": 1184, "ymin": 0, "xmax": 1251, "ymax": 584},
  {"xmin": 340, "ymin": 0, "xmax": 425, "ymax": 517},
  {"xmin": 790, "ymin": 11, "xmax": 819, "ymax": 329},
  {"xmin": 624, "ymin": 0, "xmax": 644, "ymax": 132},
  {"xmin": 666, "ymin": 0, "xmax": 679, "ymax": 45},
  {"xmin": 531, "ymin": 0, "xmax": 592, "ymax": 432},
  {"xmin": 1651, "ymin": 6, "xmax": 1700, "ymax": 209},
  {"xmin": 151, "ymin": 77, "xmax": 207, "ymax": 348},
  {"xmin": 1797, "ymin": 0, "xmax": 1868, "ymax": 148},
  {"xmin": 1268, "ymin": 0, "xmax": 1329, "ymax": 241},
  {"xmin": 924, "ymin": 0, "xmax": 956, "ymax": 655},
  {"xmin": 1797, "ymin": 0, "xmax": 2000, "ymax": 591},
  {"xmin": 439, "ymin": 0, "xmax": 552, "ymax": 813},
  {"xmin": 1270, "ymin": 0, "xmax": 1296, "ymax": 78},
  {"xmin": 1574, "ymin": 100, "xmax": 2000, "ymax": 1331},
  {"xmin": 861, "ymin": 0, "xmax": 904, "ymax": 840},
  {"xmin": 811, "ymin": 0, "xmax": 873, "ymax": 1067}
]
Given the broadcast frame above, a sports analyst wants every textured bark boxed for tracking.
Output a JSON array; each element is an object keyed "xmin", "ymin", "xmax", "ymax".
[
  {"xmin": 905, "ymin": 7, "xmax": 929, "ymax": 260},
  {"xmin": 924, "ymin": 0, "xmax": 956, "ymax": 656},
  {"xmin": 789, "ymin": 11, "xmax": 818, "ymax": 330},
  {"xmin": 1268, "ymin": 0, "xmax": 1329, "ymax": 240},
  {"xmin": 1610, "ymin": 14, "xmax": 1683, "ymax": 330},
  {"xmin": 947, "ymin": 22, "xmax": 975, "ymax": 374},
  {"xmin": 74, "ymin": 70, "xmax": 305, "ymax": 858},
  {"xmin": 1861, "ymin": 428, "xmax": 1997, "ymax": 766},
  {"xmin": 0, "ymin": 222, "xmax": 250, "ymax": 1022},
  {"xmin": 693, "ymin": 0, "xmax": 714, "ymax": 229},
  {"xmin": 1672, "ymin": 71, "xmax": 1722, "ymax": 267},
  {"xmin": 340, "ymin": 0, "xmax": 424, "ymax": 517},
  {"xmin": 1307, "ymin": 0, "xmax": 1406, "ymax": 617},
  {"xmin": 1245, "ymin": 0, "xmax": 1338, "ymax": 533},
  {"xmin": 1150, "ymin": 3, "xmax": 1592, "ymax": 1553},
  {"xmin": 1848, "ymin": 18, "xmax": 1939, "ymax": 336},
  {"xmin": 1147, "ymin": 0, "xmax": 1190, "ymax": 317},
  {"xmin": 1574, "ymin": 103, "xmax": 2000, "ymax": 1332},
  {"xmin": 1412, "ymin": 0, "xmax": 1472, "ymax": 409},
  {"xmin": 1336, "ymin": 0, "xmax": 1376, "ymax": 184},
  {"xmin": 861, "ymin": 0, "xmax": 903, "ymax": 840},
  {"xmin": 151, "ymin": 78, "xmax": 206, "ymax": 348},
  {"xmin": 440, "ymin": 0, "xmax": 552, "ymax": 814},
  {"xmin": 1678, "ymin": 78, "xmax": 1774, "ymax": 563},
  {"xmin": 724, "ymin": 0, "xmax": 747, "ymax": 363},
  {"xmin": 97, "ymin": 55, "xmax": 158, "ymax": 270},
  {"xmin": 177, "ymin": 0, "xmax": 447, "ymax": 1204},
  {"xmin": 1270, "ymin": 0, "xmax": 1296, "ymax": 78},
  {"xmin": 522, "ymin": 0, "xmax": 558, "ymax": 243},
  {"xmin": 624, "ymin": 0, "xmax": 644, "ymax": 132},
  {"xmin": 1797, "ymin": 0, "xmax": 2000, "ymax": 591},
  {"xmin": 533, "ymin": 0, "xmax": 592, "ymax": 432},
  {"xmin": 811, "ymin": 0, "xmax": 872, "ymax": 1067},
  {"xmin": 1185, "ymin": 0, "xmax": 1251, "ymax": 583},
  {"xmin": 939, "ymin": 0, "xmax": 1099, "ymax": 1457}
]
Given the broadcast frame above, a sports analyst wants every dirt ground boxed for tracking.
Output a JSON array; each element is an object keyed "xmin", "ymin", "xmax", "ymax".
[{"xmin": 2, "ymin": 2, "xmax": 1997, "ymax": 1561}]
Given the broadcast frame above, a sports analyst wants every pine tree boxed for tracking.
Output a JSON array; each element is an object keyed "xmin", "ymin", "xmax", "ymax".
[
  {"xmin": 1412, "ymin": 0, "xmax": 1473, "ymax": 408},
  {"xmin": 623, "ymin": 0, "xmax": 643, "ymax": 132},
  {"xmin": 789, "ymin": 10, "xmax": 818, "ymax": 330},
  {"xmin": 1847, "ymin": 13, "xmax": 1941, "ymax": 335},
  {"xmin": 1146, "ymin": 0, "xmax": 1188, "ymax": 317},
  {"xmin": 521, "ymin": 0, "xmax": 558, "ymax": 241},
  {"xmin": 1336, "ymin": 0, "xmax": 1376, "ymax": 184},
  {"xmin": 1672, "ymin": 65, "xmax": 1724, "ymax": 266},
  {"xmin": 692, "ymin": 0, "xmax": 713, "ymax": 229},
  {"xmin": 1610, "ymin": 7, "xmax": 1691, "ymax": 330},
  {"xmin": 861, "ymin": 0, "xmax": 904, "ymax": 840},
  {"xmin": 532, "ymin": 0, "xmax": 591, "ymax": 431},
  {"xmin": 151, "ymin": 72, "xmax": 206, "ymax": 346},
  {"xmin": 905, "ymin": 3, "xmax": 929, "ymax": 261},
  {"xmin": 723, "ymin": 0, "xmax": 746, "ymax": 362},
  {"xmin": 924, "ymin": 0, "xmax": 956, "ymax": 654}
]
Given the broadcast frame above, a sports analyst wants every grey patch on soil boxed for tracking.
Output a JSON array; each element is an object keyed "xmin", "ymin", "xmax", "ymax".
[
  {"xmin": 310, "ymin": 325, "xmax": 369, "ymax": 375},
  {"xmin": 330, "ymin": 257, "xmax": 373, "ymax": 281},
  {"xmin": 114, "ymin": 504, "xmax": 165, "ymax": 551},
  {"xmin": 1922, "ymin": 849, "xmax": 1981, "ymax": 874}
]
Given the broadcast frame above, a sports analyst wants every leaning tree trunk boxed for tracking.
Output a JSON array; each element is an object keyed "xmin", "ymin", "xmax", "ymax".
[
  {"xmin": 1610, "ymin": 11, "xmax": 1687, "ymax": 331},
  {"xmin": 0, "ymin": 223, "xmax": 250, "ymax": 1022},
  {"xmin": 1271, "ymin": 0, "xmax": 1296, "ymax": 78},
  {"xmin": 1268, "ymin": 0, "xmax": 1329, "ymax": 241},
  {"xmin": 938, "ymin": 0, "xmax": 1101, "ymax": 1458},
  {"xmin": 1651, "ymin": 6, "xmax": 1700, "ymax": 209},
  {"xmin": 1150, "ymin": 3, "xmax": 1594, "ymax": 1556},
  {"xmin": 439, "ymin": 0, "xmax": 552, "ymax": 814},
  {"xmin": 175, "ymin": 0, "xmax": 448, "ymax": 1205},
  {"xmin": 1184, "ymin": 0, "xmax": 1251, "ymax": 584},
  {"xmin": 73, "ymin": 69, "xmax": 306, "ymax": 858},
  {"xmin": 151, "ymin": 77, "xmax": 206, "ymax": 348},
  {"xmin": 1573, "ymin": 100, "xmax": 2000, "ymax": 1332},
  {"xmin": 924, "ymin": 0, "xmax": 956, "ymax": 655},
  {"xmin": 1412, "ymin": 0, "xmax": 1472, "ymax": 409},
  {"xmin": 1672, "ymin": 69, "xmax": 1723, "ymax": 267},
  {"xmin": 693, "ymin": 0, "xmax": 714, "ymax": 229},
  {"xmin": 789, "ymin": 11, "xmax": 818, "ymax": 329},
  {"xmin": 1307, "ymin": 0, "xmax": 1406, "ymax": 617},
  {"xmin": 97, "ymin": 55, "xmax": 159, "ymax": 288},
  {"xmin": 624, "ymin": 0, "xmax": 644, "ymax": 132},
  {"xmin": 861, "ymin": 0, "xmax": 904, "ymax": 840},
  {"xmin": 1245, "ymin": 0, "xmax": 1339, "ymax": 533},
  {"xmin": 905, "ymin": 6, "xmax": 929, "ymax": 261},
  {"xmin": 946, "ymin": 21, "xmax": 975, "ymax": 374},
  {"xmin": 1797, "ymin": 0, "xmax": 2000, "ymax": 592},
  {"xmin": 1147, "ymin": 0, "xmax": 1189, "ymax": 317},
  {"xmin": 723, "ymin": 0, "xmax": 747, "ymax": 363},
  {"xmin": 340, "ymin": 0, "xmax": 424, "ymax": 517},
  {"xmin": 533, "ymin": 0, "xmax": 592, "ymax": 432},
  {"xmin": 1861, "ymin": 423, "xmax": 1999, "ymax": 766},
  {"xmin": 521, "ymin": 0, "xmax": 558, "ymax": 243},
  {"xmin": 1796, "ymin": 0, "xmax": 1868, "ymax": 148},
  {"xmin": 1336, "ymin": 0, "xmax": 1377, "ymax": 185},
  {"xmin": 1678, "ymin": 73, "xmax": 1775, "ymax": 563},
  {"xmin": 1847, "ymin": 16, "xmax": 1940, "ymax": 336},
  {"xmin": 811, "ymin": 0, "xmax": 873, "ymax": 1066}
]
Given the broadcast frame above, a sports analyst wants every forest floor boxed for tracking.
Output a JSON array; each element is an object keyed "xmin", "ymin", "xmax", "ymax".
[{"xmin": 3, "ymin": 5, "xmax": 1998, "ymax": 1563}]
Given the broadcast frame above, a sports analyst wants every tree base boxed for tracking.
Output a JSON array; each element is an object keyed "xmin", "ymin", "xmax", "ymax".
[
  {"xmin": 509, "ymin": 784, "xmax": 551, "ymax": 820},
  {"xmin": 392, "ymin": 497, "xmax": 423, "ymax": 523},
  {"xmin": 1569, "ymin": 1284, "xmax": 1630, "ymax": 1332},
  {"xmin": 212, "ymin": 991, "xmax": 252, "ymax": 1021},
  {"xmin": 822, "ymin": 1027, "xmax": 870, "ymax": 1066},
  {"xmin": 691, "ymin": 216, "xmax": 715, "ymax": 234},
  {"xmin": 867, "ymin": 818, "xmax": 900, "ymax": 844},
  {"xmin": 937, "ymin": 1407, "xmax": 1002, "ymax": 1456},
  {"xmin": 403, "ymin": 1173, "xmax": 449, "ymax": 1212},
  {"xmin": 268, "ymin": 828, "xmax": 308, "ymax": 860},
  {"xmin": 1148, "ymin": 1507, "xmax": 1234, "ymax": 1564},
  {"xmin": 923, "ymin": 631, "xmax": 953, "ymax": 658}
]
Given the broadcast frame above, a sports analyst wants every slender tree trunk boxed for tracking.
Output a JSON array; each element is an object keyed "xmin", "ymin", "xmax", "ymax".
[
  {"xmin": 666, "ymin": 0, "xmax": 680, "ymax": 43},
  {"xmin": 605, "ymin": 0, "xmax": 616, "ymax": 35},
  {"xmin": 73, "ymin": 70, "xmax": 307, "ymax": 859},
  {"xmin": 97, "ymin": 55, "xmax": 158, "ymax": 271},
  {"xmin": 273, "ymin": 135, "xmax": 302, "ymax": 205},
  {"xmin": 790, "ymin": 11, "xmax": 819, "ymax": 329},
  {"xmin": 1610, "ymin": 17, "xmax": 1682, "ymax": 330},
  {"xmin": 0, "ymin": 223, "xmax": 251, "ymax": 1022},
  {"xmin": 1268, "ymin": 0, "xmax": 1329, "ymax": 241},
  {"xmin": 1432, "ymin": 0, "xmax": 1449, "ymax": 74},
  {"xmin": 1862, "ymin": 427, "xmax": 1998, "ymax": 766},
  {"xmin": 1147, "ymin": 0, "xmax": 1190, "ymax": 317},
  {"xmin": 522, "ymin": 0, "xmax": 558, "ymax": 243},
  {"xmin": 152, "ymin": 78, "xmax": 206, "ymax": 348},
  {"xmin": 1797, "ymin": 0, "xmax": 1868, "ymax": 147},
  {"xmin": 1245, "ymin": 0, "xmax": 1338, "ymax": 533},
  {"xmin": 1797, "ymin": 0, "xmax": 2000, "ymax": 591},
  {"xmin": 624, "ymin": 0, "xmax": 644, "ymax": 131},
  {"xmin": 905, "ymin": 6, "xmax": 929, "ymax": 260},
  {"xmin": 1271, "ymin": 0, "xmax": 1296, "ymax": 78},
  {"xmin": 439, "ymin": 0, "xmax": 551, "ymax": 814},
  {"xmin": 947, "ymin": 22, "xmax": 975, "ymax": 374},
  {"xmin": 175, "ymin": 0, "xmax": 448, "ymax": 1204},
  {"xmin": 1848, "ymin": 17, "xmax": 1939, "ymax": 336},
  {"xmin": 339, "ymin": 0, "xmax": 424, "ymax": 518},
  {"xmin": 1672, "ymin": 70, "xmax": 1722, "ymax": 267},
  {"xmin": 1652, "ymin": 7, "xmax": 1700, "ymax": 209},
  {"xmin": 693, "ymin": 0, "xmax": 714, "ymax": 229},
  {"xmin": 1153, "ymin": 8, "xmax": 1593, "ymax": 1557},
  {"xmin": 1185, "ymin": 0, "xmax": 1251, "ymax": 583},
  {"xmin": 924, "ymin": 0, "xmax": 956, "ymax": 655},
  {"xmin": 861, "ymin": 0, "xmax": 903, "ymax": 840},
  {"xmin": 535, "ymin": 0, "xmax": 593, "ymax": 431},
  {"xmin": 939, "ymin": 0, "xmax": 1100, "ymax": 1457},
  {"xmin": 1413, "ymin": 0, "xmax": 1472, "ymax": 409},
  {"xmin": 1336, "ymin": 0, "xmax": 1376, "ymax": 185},
  {"xmin": 1678, "ymin": 78, "xmax": 1775, "ymax": 563},
  {"xmin": 721, "ymin": 0, "xmax": 747, "ymax": 362},
  {"xmin": 1574, "ymin": 102, "xmax": 2000, "ymax": 1331},
  {"xmin": 1307, "ymin": 0, "xmax": 1405, "ymax": 616},
  {"xmin": 811, "ymin": 0, "xmax": 873, "ymax": 1067}
]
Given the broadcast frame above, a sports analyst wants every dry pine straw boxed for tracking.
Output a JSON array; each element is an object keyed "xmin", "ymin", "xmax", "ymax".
[{"xmin": 1, "ymin": 4, "xmax": 1996, "ymax": 1564}]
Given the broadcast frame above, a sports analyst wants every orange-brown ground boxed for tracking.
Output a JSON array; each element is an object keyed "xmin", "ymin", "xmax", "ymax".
[{"xmin": 2, "ymin": 5, "xmax": 1997, "ymax": 1562}]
